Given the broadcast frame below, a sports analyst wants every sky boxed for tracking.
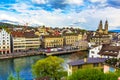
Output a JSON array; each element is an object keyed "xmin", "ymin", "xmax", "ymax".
[{"xmin": 0, "ymin": 0, "xmax": 120, "ymax": 30}]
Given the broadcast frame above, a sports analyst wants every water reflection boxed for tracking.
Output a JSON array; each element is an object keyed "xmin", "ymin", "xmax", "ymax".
[
  {"xmin": 0, "ymin": 51, "xmax": 87, "ymax": 80},
  {"xmin": 0, "ymin": 55, "xmax": 45, "ymax": 80}
]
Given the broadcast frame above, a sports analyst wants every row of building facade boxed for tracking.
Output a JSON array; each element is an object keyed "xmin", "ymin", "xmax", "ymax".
[{"xmin": 0, "ymin": 28, "xmax": 86, "ymax": 54}]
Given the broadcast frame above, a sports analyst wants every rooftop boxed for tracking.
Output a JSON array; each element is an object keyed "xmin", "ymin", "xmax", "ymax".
[{"xmin": 68, "ymin": 58, "xmax": 107, "ymax": 66}]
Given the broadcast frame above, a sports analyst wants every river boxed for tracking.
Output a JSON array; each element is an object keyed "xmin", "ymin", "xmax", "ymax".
[{"xmin": 0, "ymin": 51, "xmax": 87, "ymax": 80}]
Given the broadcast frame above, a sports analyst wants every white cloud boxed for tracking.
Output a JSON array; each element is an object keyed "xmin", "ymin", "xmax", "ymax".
[
  {"xmin": 89, "ymin": 0, "xmax": 107, "ymax": 3},
  {"xmin": 0, "ymin": 1, "xmax": 120, "ymax": 30},
  {"xmin": 32, "ymin": 0, "xmax": 47, "ymax": 4},
  {"xmin": 64, "ymin": 0, "xmax": 83, "ymax": 5},
  {"xmin": 0, "ymin": 14, "xmax": 18, "ymax": 22},
  {"xmin": 78, "ymin": 7, "xmax": 120, "ymax": 30}
]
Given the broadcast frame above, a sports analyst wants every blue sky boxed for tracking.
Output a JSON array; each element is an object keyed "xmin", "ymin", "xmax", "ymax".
[{"xmin": 0, "ymin": 0, "xmax": 120, "ymax": 30}]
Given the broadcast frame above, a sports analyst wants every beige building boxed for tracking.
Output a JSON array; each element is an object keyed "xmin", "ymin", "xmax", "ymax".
[
  {"xmin": 63, "ymin": 33, "xmax": 78, "ymax": 46},
  {"xmin": 41, "ymin": 35, "xmax": 63, "ymax": 48},
  {"xmin": 13, "ymin": 37, "xmax": 26, "ymax": 52},
  {"xmin": 11, "ymin": 31, "xmax": 40, "ymax": 52}
]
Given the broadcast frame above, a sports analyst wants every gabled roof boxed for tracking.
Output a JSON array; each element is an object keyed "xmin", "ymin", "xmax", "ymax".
[
  {"xmin": 11, "ymin": 30, "xmax": 39, "ymax": 38},
  {"xmin": 98, "ymin": 44, "xmax": 120, "ymax": 57},
  {"xmin": 68, "ymin": 58, "xmax": 107, "ymax": 66}
]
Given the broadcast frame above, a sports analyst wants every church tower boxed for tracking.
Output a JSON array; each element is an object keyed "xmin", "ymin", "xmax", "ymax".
[
  {"xmin": 98, "ymin": 20, "xmax": 103, "ymax": 33},
  {"xmin": 104, "ymin": 20, "xmax": 108, "ymax": 34}
]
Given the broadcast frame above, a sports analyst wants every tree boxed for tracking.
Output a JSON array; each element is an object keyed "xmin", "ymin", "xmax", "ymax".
[
  {"xmin": 7, "ymin": 68, "xmax": 24, "ymax": 80},
  {"xmin": 8, "ymin": 74, "xmax": 16, "ymax": 80},
  {"xmin": 32, "ymin": 56, "xmax": 66, "ymax": 80},
  {"xmin": 68, "ymin": 68, "xmax": 120, "ymax": 80}
]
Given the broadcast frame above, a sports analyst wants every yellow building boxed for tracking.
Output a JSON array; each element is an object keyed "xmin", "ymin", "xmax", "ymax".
[
  {"xmin": 63, "ymin": 33, "xmax": 78, "ymax": 46},
  {"xmin": 41, "ymin": 35, "xmax": 63, "ymax": 48},
  {"xmin": 77, "ymin": 34, "xmax": 83, "ymax": 41},
  {"xmin": 68, "ymin": 58, "xmax": 106, "ymax": 75}
]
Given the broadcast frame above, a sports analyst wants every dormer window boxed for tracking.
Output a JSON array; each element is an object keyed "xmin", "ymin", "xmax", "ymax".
[
  {"xmin": 114, "ymin": 52, "xmax": 117, "ymax": 53},
  {"xmin": 105, "ymin": 51, "xmax": 108, "ymax": 52}
]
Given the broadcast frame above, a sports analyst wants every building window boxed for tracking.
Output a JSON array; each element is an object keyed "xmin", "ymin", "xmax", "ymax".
[
  {"xmin": 78, "ymin": 65, "xmax": 82, "ymax": 69},
  {"xmin": 93, "ymin": 63, "xmax": 99, "ymax": 67},
  {"xmin": 91, "ymin": 51, "xmax": 94, "ymax": 54}
]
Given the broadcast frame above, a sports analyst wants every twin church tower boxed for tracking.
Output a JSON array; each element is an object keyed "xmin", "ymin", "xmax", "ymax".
[{"xmin": 97, "ymin": 20, "xmax": 108, "ymax": 34}]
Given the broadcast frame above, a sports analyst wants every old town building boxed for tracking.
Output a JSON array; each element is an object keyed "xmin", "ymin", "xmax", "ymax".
[
  {"xmin": 11, "ymin": 30, "xmax": 40, "ymax": 52},
  {"xmin": 90, "ymin": 20, "xmax": 111, "ymax": 45},
  {"xmin": 0, "ymin": 29, "xmax": 11, "ymax": 54},
  {"xmin": 41, "ymin": 35, "xmax": 63, "ymax": 48}
]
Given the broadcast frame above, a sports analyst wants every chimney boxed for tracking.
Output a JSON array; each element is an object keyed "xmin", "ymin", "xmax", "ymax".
[{"xmin": 84, "ymin": 58, "xmax": 87, "ymax": 63}]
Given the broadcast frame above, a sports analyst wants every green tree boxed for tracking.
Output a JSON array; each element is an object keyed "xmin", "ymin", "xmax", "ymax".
[
  {"xmin": 32, "ymin": 56, "xmax": 66, "ymax": 80},
  {"xmin": 68, "ymin": 68, "xmax": 120, "ymax": 80},
  {"xmin": 8, "ymin": 74, "xmax": 16, "ymax": 80},
  {"xmin": 7, "ymin": 69, "xmax": 24, "ymax": 80}
]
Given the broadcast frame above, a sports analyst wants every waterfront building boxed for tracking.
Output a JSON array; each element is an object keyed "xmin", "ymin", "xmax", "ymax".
[
  {"xmin": 68, "ymin": 58, "xmax": 107, "ymax": 75},
  {"xmin": 41, "ymin": 35, "xmax": 63, "ymax": 48},
  {"xmin": 0, "ymin": 29, "xmax": 11, "ymax": 54},
  {"xmin": 11, "ymin": 31, "xmax": 26, "ymax": 52},
  {"xmin": 24, "ymin": 31, "xmax": 40, "ymax": 50},
  {"xmin": 11, "ymin": 31, "xmax": 40, "ymax": 52},
  {"xmin": 63, "ymin": 33, "xmax": 78, "ymax": 46}
]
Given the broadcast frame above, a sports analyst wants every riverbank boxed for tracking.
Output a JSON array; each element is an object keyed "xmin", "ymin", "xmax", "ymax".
[
  {"xmin": 0, "ymin": 51, "xmax": 43, "ymax": 60},
  {"xmin": 0, "ymin": 49, "xmax": 85, "ymax": 60},
  {"xmin": 0, "ymin": 49, "xmax": 88, "ymax": 60}
]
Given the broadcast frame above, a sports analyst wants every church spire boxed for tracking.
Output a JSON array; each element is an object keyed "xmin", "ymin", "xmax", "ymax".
[
  {"xmin": 99, "ymin": 20, "xmax": 103, "ymax": 30},
  {"xmin": 104, "ymin": 20, "xmax": 108, "ymax": 34},
  {"xmin": 105, "ymin": 20, "xmax": 108, "ymax": 30}
]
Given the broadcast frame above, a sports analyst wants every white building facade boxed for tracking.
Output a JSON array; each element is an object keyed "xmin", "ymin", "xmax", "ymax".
[
  {"xmin": 89, "ymin": 45, "xmax": 102, "ymax": 58},
  {"xmin": 0, "ymin": 29, "xmax": 11, "ymax": 54},
  {"xmin": 89, "ymin": 45, "xmax": 118, "ymax": 58}
]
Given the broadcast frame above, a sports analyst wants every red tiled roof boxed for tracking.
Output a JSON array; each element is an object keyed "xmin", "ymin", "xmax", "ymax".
[
  {"xmin": 11, "ymin": 30, "xmax": 39, "ymax": 38},
  {"xmin": 11, "ymin": 31, "xmax": 24, "ymax": 37}
]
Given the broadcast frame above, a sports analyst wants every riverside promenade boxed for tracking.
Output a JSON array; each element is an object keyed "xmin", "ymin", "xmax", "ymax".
[
  {"xmin": 0, "ymin": 49, "xmax": 83, "ymax": 60},
  {"xmin": 0, "ymin": 50, "xmax": 42, "ymax": 60},
  {"xmin": 43, "ymin": 49, "xmax": 81, "ymax": 56}
]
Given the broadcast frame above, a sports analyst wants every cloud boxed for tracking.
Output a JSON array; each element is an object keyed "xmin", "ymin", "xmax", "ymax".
[
  {"xmin": 89, "ymin": 0, "xmax": 107, "ymax": 3},
  {"xmin": 0, "ymin": 0, "xmax": 120, "ymax": 30},
  {"xmin": 64, "ymin": 0, "xmax": 83, "ymax": 5},
  {"xmin": 32, "ymin": 0, "xmax": 47, "ymax": 4}
]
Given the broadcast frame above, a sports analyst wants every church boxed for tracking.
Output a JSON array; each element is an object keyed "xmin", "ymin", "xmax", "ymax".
[
  {"xmin": 90, "ymin": 20, "xmax": 111, "ymax": 45},
  {"xmin": 97, "ymin": 20, "xmax": 108, "ymax": 34}
]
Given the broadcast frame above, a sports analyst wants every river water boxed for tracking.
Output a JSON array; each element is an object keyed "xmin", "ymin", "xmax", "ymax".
[{"xmin": 0, "ymin": 51, "xmax": 87, "ymax": 80}]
